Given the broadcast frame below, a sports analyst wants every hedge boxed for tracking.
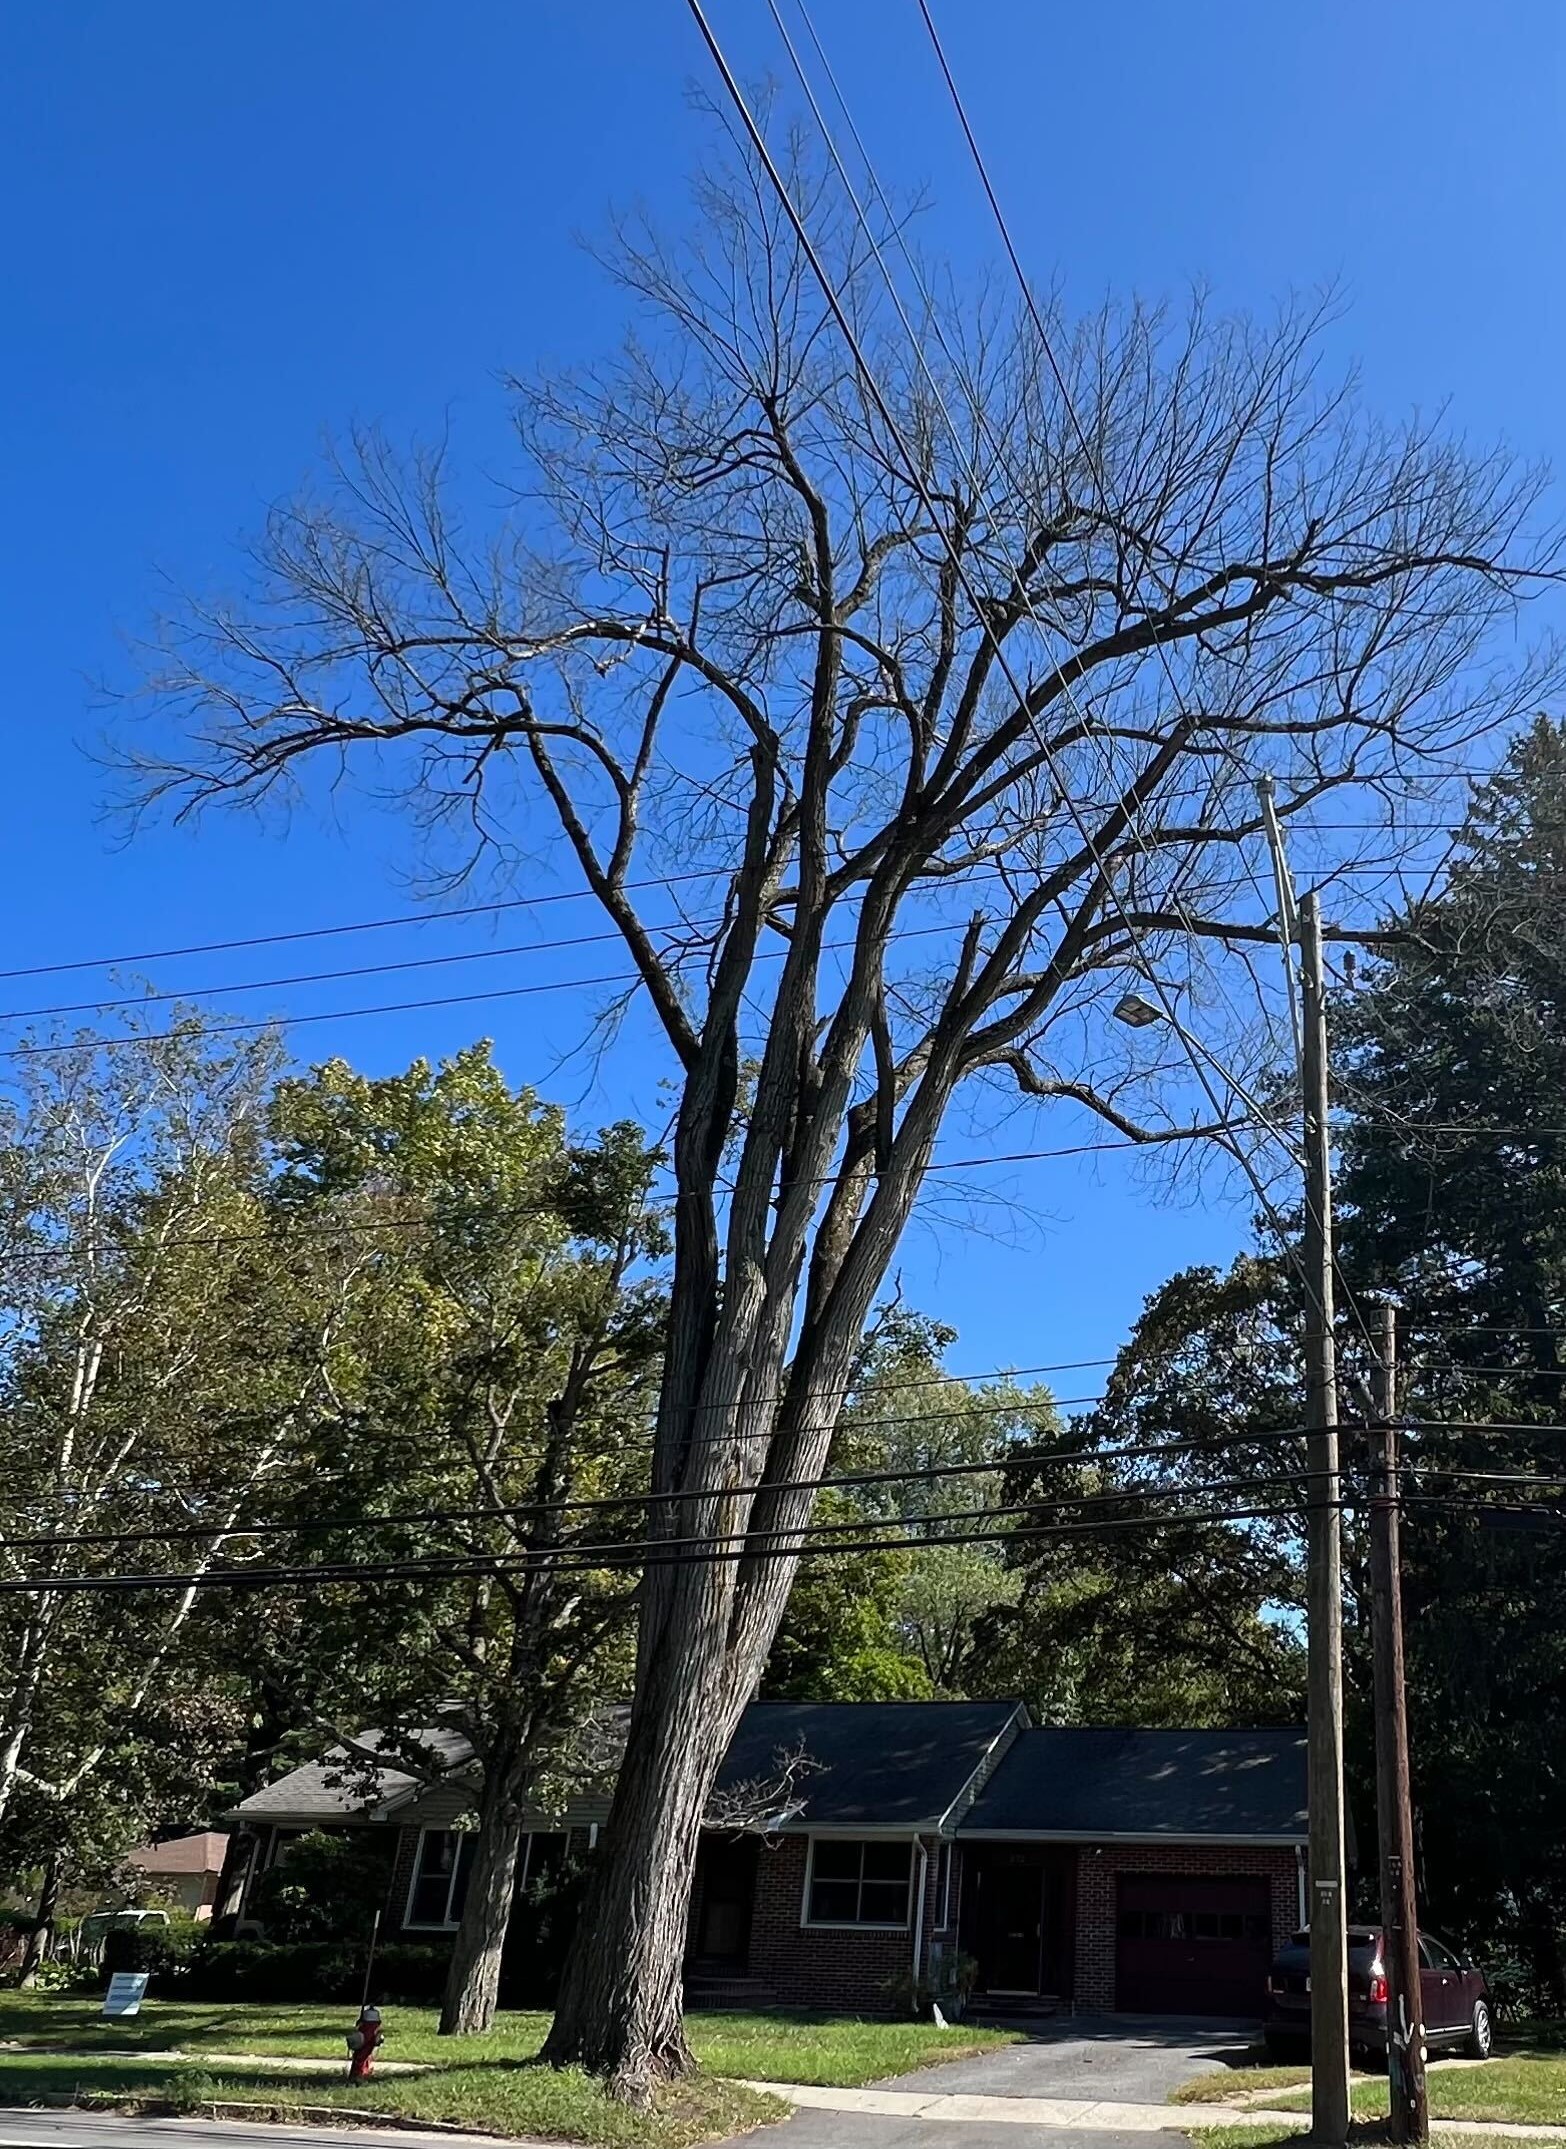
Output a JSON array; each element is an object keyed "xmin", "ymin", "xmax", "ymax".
[{"xmin": 149, "ymin": 1938, "xmax": 447, "ymax": 2004}]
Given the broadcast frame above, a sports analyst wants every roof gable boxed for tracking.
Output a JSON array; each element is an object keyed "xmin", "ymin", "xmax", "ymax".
[{"xmin": 714, "ymin": 1701, "xmax": 1023, "ymax": 1828}]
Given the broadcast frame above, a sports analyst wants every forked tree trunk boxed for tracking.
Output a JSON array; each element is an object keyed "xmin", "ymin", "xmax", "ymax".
[{"xmin": 439, "ymin": 1749, "xmax": 530, "ymax": 2036}]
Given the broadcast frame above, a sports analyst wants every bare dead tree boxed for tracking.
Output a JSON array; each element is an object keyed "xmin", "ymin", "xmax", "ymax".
[
  {"xmin": 124, "ymin": 111, "xmax": 1560, "ymax": 2096},
  {"xmin": 702, "ymin": 1736, "xmax": 821, "ymax": 1833}
]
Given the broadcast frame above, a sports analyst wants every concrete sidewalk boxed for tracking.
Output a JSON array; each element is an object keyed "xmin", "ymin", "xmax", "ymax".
[{"xmin": 751, "ymin": 2078, "xmax": 1566, "ymax": 2141}]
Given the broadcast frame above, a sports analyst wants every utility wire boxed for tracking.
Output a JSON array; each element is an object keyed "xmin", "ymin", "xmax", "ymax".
[
  {"xmin": 751, "ymin": 4, "xmax": 1393, "ymax": 1372},
  {"xmin": 0, "ymin": 1424, "xmax": 1316, "ymax": 1555},
  {"xmin": 0, "ymin": 922, "xmax": 968, "ymax": 1060},
  {"xmin": 0, "ymin": 1495, "xmax": 1323, "ymax": 1597},
  {"xmin": 892, "ymin": 0, "xmax": 1408, "ymax": 1375}
]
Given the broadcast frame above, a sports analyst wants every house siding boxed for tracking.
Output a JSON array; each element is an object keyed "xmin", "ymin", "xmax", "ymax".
[{"xmin": 1070, "ymin": 1841, "xmax": 1300, "ymax": 2010}]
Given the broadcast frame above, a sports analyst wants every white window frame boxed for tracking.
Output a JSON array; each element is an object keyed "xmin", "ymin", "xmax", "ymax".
[
  {"xmin": 404, "ymin": 1827, "xmax": 568, "ymax": 1931},
  {"xmin": 800, "ymin": 1835, "xmax": 914, "ymax": 1931},
  {"xmin": 404, "ymin": 1828, "xmax": 476, "ymax": 1932}
]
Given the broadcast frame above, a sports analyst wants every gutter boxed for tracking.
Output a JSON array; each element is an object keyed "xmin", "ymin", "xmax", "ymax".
[
  {"xmin": 911, "ymin": 1839, "xmax": 929, "ymax": 1988},
  {"xmin": 955, "ymin": 1828, "xmax": 1308, "ymax": 1848}
]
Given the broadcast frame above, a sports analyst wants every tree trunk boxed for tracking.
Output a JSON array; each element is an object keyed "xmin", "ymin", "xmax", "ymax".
[
  {"xmin": 439, "ymin": 1752, "xmax": 529, "ymax": 2037},
  {"xmin": 542, "ymin": 1587, "xmax": 754, "ymax": 2100},
  {"xmin": 19, "ymin": 1855, "xmax": 61, "ymax": 1988}
]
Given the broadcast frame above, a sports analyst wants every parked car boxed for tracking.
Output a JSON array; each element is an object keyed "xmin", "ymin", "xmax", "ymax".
[{"xmin": 1265, "ymin": 1926, "xmax": 1493, "ymax": 2061}]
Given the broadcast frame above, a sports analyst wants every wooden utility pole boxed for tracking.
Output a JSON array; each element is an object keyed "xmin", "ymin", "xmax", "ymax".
[
  {"xmin": 1369, "ymin": 1300, "xmax": 1428, "ymax": 2144},
  {"xmin": 1301, "ymin": 889, "xmax": 1352, "ymax": 2147}
]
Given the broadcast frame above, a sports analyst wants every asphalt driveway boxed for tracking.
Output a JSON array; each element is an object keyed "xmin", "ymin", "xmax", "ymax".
[
  {"xmin": 729, "ymin": 2014, "xmax": 1257, "ymax": 2149},
  {"xmin": 876, "ymin": 2013, "xmax": 1255, "ymax": 2103}
]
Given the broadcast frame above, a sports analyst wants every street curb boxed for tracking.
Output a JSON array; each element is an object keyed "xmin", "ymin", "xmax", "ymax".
[{"xmin": 0, "ymin": 2092, "xmax": 553, "ymax": 2145}]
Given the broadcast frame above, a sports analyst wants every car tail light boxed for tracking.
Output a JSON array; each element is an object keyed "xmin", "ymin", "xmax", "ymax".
[{"xmin": 1369, "ymin": 1967, "xmax": 1388, "ymax": 2005}]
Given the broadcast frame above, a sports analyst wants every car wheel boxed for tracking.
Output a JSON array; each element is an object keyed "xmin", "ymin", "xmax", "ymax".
[{"xmin": 1466, "ymin": 1999, "xmax": 1494, "ymax": 2061}]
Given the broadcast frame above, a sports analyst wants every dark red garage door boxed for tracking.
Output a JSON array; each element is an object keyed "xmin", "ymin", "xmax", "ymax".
[{"xmin": 1115, "ymin": 1875, "xmax": 1274, "ymax": 2016}]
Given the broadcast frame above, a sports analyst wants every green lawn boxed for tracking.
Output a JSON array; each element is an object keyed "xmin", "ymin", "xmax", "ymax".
[
  {"xmin": 1259, "ymin": 2057, "xmax": 1566, "ymax": 2126},
  {"xmin": 1196, "ymin": 2131, "xmax": 1536, "ymax": 2149},
  {"xmin": 0, "ymin": 1995, "xmax": 1018, "ymax": 2145},
  {"xmin": 1170, "ymin": 2061, "xmax": 1315, "ymax": 2106},
  {"xmin": 1193, "ymin": 2130, "xmax": 1368, "ymax": 2149},
  {"xmin": 1174, "ymin": 2032, "xmax": 1566, "ymax": 2129}
]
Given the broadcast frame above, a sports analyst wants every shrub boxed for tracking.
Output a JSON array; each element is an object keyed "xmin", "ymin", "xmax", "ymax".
[
  {"xmin": 178, "ymin": 1937, "xmax": 450, "ymax": 2005},
  {"xmin": 497, "ymin": 1859, "xmax": 589, "ymax": 2008},
  {"xmin": 248, "ymin": 1829, "xmax": 395, "ymax": 1944}
]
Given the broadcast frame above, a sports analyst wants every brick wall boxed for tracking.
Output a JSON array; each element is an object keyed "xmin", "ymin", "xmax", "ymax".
[
  {"xmin": 746, "ymin": 1833, "xmax": 942, "ymax": 2011},
  {"xmin": 1071, "ymin": 1841, "xmax": 1301, "ymax": 2010}
]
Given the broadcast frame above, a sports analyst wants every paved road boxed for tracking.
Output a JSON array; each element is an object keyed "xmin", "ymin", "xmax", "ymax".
[
  {"xmin": 876, "ymin": 2014, "xmax": 1255, "ymax": 2105},
  {"xmin": 0, "ymin": 2116, "xmax": 525, "ymax": 2149}
]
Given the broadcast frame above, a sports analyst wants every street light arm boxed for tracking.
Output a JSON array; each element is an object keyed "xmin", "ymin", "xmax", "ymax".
[{"xmin": 1084, "ymin": 910, "xmax": 1414, "ymax": 950}]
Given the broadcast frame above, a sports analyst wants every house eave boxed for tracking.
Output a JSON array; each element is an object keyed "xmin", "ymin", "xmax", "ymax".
[
  {"xmin": 221, "ymin": 1807, "xmax": 399, "ymax": 1830},
  {"xmin": 958, "ymin": 1827, "xmax": 1308, "ymax": 1847}
]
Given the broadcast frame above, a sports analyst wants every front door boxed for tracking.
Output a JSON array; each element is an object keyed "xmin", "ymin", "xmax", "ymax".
[
  {"xmin": 692, "ymin": 1837, "xmax": 759, "ymax": 1966},
  {"xmin": 969, "ymin": 1845, "xmax": 1047, "ymax": 1994}
]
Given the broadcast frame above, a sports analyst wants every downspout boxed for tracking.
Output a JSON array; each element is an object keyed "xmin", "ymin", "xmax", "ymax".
[
  {"xmin": 1295, "ymin": 1844, "xmax": 1307, "ymax": 1928},
  {"xmin": 912, "ymin": 1837, "xmax": 930, "ymax": 1989}
]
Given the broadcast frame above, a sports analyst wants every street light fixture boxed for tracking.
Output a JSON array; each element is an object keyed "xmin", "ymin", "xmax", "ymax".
[{"xmin": 1111, "ymin": 990, "xmax": 1165, "ymax": 1030}]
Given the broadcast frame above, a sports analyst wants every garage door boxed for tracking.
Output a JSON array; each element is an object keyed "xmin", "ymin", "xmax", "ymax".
[{"xmin": 1115, "ymin": 1875, "xmax": 1273, "ymax": 2016}]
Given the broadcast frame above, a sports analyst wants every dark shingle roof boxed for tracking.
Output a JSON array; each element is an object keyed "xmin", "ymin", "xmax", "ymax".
[
  {"xmin": 714, "ymin": 1701, "xmax": 1021, "ymax": 1828},
  {"xmin": 959, "ymin": 1726, "xmax": 1307, "ymax": 1840}
]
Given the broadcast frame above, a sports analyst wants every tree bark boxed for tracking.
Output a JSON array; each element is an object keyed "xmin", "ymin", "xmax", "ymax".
[
  {"xmin": 542, "ymin": 1628, "xmax": 740, "ymax": 2097},
  {"xmin": 19, "ymin": 1854, "xmax": 61, "ymax": 1988},
  {"xmin": 438, "ymin": 1748, "xmax": 529, "ymax": 2037}
]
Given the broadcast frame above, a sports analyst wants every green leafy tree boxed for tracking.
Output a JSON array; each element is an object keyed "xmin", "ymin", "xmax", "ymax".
[
  {"xmin": 0, "ymin": 1016, "xmax": 351, "ymax": 1845},
  {"xmin": 1334, "ymin": 719, "xmax": 1566, "ymax": 2000},
  {"xmin": 965, "ymin": 1259, "xmax": 1307, "ymax": 1727},
  {"xmin": 233, "ymin": 1047, "xmax": 666, "ymax": 2036}
]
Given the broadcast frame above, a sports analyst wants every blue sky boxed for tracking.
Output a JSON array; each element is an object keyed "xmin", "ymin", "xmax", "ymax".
[{"xmin": 4, "ymin": 1, "xmax": 1562, "ymax": 1394}]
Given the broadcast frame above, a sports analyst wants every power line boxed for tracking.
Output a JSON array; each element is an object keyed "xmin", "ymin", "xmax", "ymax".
[
  {"xmin": 0, "ymin": 873, "xmax": 747, "ymax": 987},
  {"xmin": 0, "ymin": 1120, "xmax": 1266, "ymax": 1274},
  {"xmin": 0, "ymin": 1423, "xmax": 1316, "ymax": 1556},
  {"xmin": 0, "ymin": 922, "xmax": 974, "ymax": 1061},
  {"xmin": 0, "ymin": 1494, "xmax": 1321, "ymax": 1597}
]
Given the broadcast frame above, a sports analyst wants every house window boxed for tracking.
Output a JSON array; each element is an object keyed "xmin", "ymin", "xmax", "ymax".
[
  {"xmin": 936, "ymin": 1842, "xmax": 954, "ymax": 1928},
  {"xmin": 805, "ymin": 1839, "xmax": 912, "ymax": 1928},
  {"xmin": 406, "ymin": 1829, "xmax": 570, "ymax": 1930},
  {"xmin": 406, "ymin": 1830, "xmax": 477, "ymax": 1930},
  {"xmin": 520, "ymin": 1832, "xmax": 569, "ymax": 1891}
]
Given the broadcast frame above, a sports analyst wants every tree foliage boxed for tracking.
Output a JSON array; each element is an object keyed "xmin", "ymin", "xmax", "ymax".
[{"xmin": 1334, "ymin": 719, "xmax": 1566, "ymax": 2003}]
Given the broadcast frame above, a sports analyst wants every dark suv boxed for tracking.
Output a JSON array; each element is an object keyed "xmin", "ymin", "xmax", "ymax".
[{"xmin": 1265, "ymin": 1927, "xmax": 1493, "ymax": 2061}]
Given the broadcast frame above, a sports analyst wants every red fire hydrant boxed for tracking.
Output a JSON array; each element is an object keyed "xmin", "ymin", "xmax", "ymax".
[{"xmin": 345, "ymin": 2004, "xmax": 384, "ymax": 2083}]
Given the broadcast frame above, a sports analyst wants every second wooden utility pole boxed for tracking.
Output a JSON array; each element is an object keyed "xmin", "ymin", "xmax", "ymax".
[
  {"xmin": 1301, "ymin": 889, "xmax": 1352, "ymax": 2146},
  {"xmin": 1369, "ymin": 1301, "xmax": 1429, "ymax": 2144}
]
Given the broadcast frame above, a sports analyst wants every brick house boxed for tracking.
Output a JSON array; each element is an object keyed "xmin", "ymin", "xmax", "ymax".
[{"xmin": 217, "ymin": 1702, "xmax": 1308, "ymax": 2018}]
